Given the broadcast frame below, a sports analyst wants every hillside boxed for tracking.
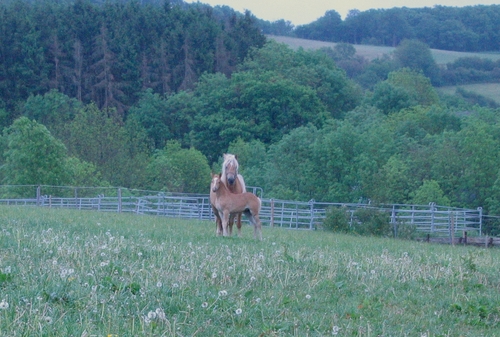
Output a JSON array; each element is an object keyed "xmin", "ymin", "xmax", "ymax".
[{"xmin": 267, "ymin": 35, "xmax": 500, "ymax": 65}]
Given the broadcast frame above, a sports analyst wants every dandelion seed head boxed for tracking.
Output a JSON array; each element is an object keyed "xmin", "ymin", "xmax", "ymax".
[
  {"xmin": 212, "ymin": 272, "xmax": 217, "ymax": 279},
  {"xmin": 306, "ymin": 294, "xmax": 312, "ymax": 300},
  {"xmin": 156, "ymin": 308, "xmax": 166, "ymax": 320},
  {"xmin": 0, "ymin": 300, "xmax": 9, "ymax": 310},
  {"xmin": 332, "ymin": 325, "xmax": 340, "ymax": 335},
  {"xmin": 235, "ymin": 308, "xmax": 242, "ymax": 315},
  {"xmin": 44, "ymin": 316, "xmax": 53, "ymax": 324},
  {"xmin": 147, "ymin": 311, "xmax": 156, "ymax": 319},
  {"xmin": 218, "ymin": 290, "xmax": 228, "ymax": 297},
  {"xmin": 201, "ymin": 302, "xmax": 208, "ymax": 308}
]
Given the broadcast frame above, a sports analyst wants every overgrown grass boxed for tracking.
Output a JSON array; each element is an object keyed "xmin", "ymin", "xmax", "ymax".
[{"xmin": 1, "ymin": 206, "xmax": 500, "ymax": 336}]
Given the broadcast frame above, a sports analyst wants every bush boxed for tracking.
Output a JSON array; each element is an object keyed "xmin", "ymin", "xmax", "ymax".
[
  {"xmin": 352, "ymin": 208, "xmax": 392, "ymax": 237},
  {"xmin": 322, "ymin": 206, "xmax": 351, "ymax": 232}
]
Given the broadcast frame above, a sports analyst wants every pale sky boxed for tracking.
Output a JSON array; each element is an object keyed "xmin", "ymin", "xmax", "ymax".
[{"xmin": 185, "ymin": 0, "xmax": 500, "ymax": 25}]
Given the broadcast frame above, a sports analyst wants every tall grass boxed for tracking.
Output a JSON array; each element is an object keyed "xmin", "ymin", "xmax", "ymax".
[{"xmin": 1, "ymin": 206, "xmax": 499, "ymax": 336}]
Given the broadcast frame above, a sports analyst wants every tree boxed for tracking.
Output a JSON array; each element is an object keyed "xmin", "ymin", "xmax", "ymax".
[
  {"xmin": 22, "ymin": 89, "xmax": 82, "ymax": 140},
  {"xmin": 1, "ymin": 117, "xmax": 70, "ymax": 185},
  {"xmin": 410, "ymin": 180, "xmax": 450, "ymax": 206},
  {"xmin": 393, "ymin": 39, "xmax": 440, "ymax": 84},
  {"xmin": 145, "ymin": 141, "xmax": 210, "ymax": 193},
  {"xmin": 66, "ymin": 103, "xmax": 150, "ymax": 187}
]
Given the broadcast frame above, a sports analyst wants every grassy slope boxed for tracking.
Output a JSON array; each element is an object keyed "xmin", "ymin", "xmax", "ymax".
[
  {"xmin": 268, "ymin": 35, "xmax": 500, "ymax": 104},
  {"xmin": 267, "ymin": 35, "xmax": 500, "ymax": 64},
  {"xmin": 438, "ymin": 83, "xmax": 500, "ymax": 104},
  {"xmin": 1, "ymin": 206, "xmax": 499, "ymax": 336}
]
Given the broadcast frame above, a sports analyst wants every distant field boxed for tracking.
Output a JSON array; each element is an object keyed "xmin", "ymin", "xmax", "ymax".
[
  {"xmin": 267, "ymin": 35, "xmax": 500, "ymax": 65},
  {"xmin": 438, "ymin": 83, "xmax": 500, "ymax": 103}
]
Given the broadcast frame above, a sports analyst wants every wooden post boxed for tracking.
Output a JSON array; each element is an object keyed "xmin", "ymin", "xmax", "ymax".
[{"xmin": 462, "ymin": 231, "xmax": 467, "ymax": 245}]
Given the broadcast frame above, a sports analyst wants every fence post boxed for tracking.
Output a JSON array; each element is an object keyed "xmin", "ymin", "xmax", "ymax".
[
  {"xmin": 36, "ymin": 185, "xmax": 41, "ymax": 206},
  {"xmin": 118, "ymin": 188, "xmax": 122, "ymax": 213},
  {"xmin": 449, "ymin": 211, "xmax": 455, "ymax": 245},
  {"xmin": 430, "ymin": 202, "xmax": 436, "ymax": 232},
  {"xmin": 270, "ymin": 199, "xmax": 274, "ymax": 227},
  {"xmin": 309, "ymin": 199, "xmax": 315, "ymax": 230},
  {"xmin": 391, "ymin": 205, "xmax": 397, "ymax": 238},
  {"xmin": 477, "ymin": 207, "xmax": 483, "ymax": 236}
]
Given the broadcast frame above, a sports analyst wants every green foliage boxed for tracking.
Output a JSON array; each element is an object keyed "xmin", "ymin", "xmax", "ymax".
[
  {"xmin": 66, "ymin": 103, "xmax": 150, "ymax": 187},
  {"xmin": 146, "ymin": 141, "xmax": 211, "ymax": 193},
  {"xmin": 352, "ymin": 208, "xmax": 392, "ymax": 237},
  {"xmin": 1, "ymin": 117, "xmax": 70, "ymax": 185},
  {"xmin": 393, "ymin": 39, "xmax": 440, "ymax": 84},
  {"xmin": 0, "ymin": 0, "xmax": 266, "ymax": 116},
  {"xmin": 22, "ymin": 90, "xmax": 82, "ymax": 140},
  {"xmin": 410, "ymin": 180, "xmax": 450, "ymax": 206},
  {"xmin": 322, "ymin": 206, "xmax": 351, "ymax": 232},
  {"xmin": 369, "ymin": 68, "xmax": 439, "ymax": 114}
]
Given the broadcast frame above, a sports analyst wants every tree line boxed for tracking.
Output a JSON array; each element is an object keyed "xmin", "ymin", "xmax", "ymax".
[
  {"xmin": 262, "ymin": 5, "xmax": 500, "ymax": 53},
  {"xmin": 2, "ymin": 0, "xmax": 500, "ymax": 219},
  {"xmin": 0, "ymin": 0, "xmax": 265, "ymax": 116}
]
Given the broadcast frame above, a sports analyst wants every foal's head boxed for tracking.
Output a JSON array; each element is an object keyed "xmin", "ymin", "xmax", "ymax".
[
  {"xmin": 222, "ymin": 153, "xmax": 239, "ymax": 186},
  {"xmin": 211, "ymin": 173, "xmax": 222, "ymax": 193}
]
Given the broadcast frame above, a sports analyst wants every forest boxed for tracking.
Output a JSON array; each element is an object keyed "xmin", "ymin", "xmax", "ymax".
[{"xmin": 2, "ymin": 0, "xmax": 500, "ymax": 218}]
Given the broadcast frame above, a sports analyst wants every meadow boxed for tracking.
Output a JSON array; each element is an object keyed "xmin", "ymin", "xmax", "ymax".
[
  {"xmin": 438, "ymin": 83, "xmax": 500, "ymax": 104},
  {"xmin": 1, "ymin": 206, "xmax": 500, "ymax": 336},
  {"xmin": 267, "ymin": 35, "xmax": 500, "ymax": 65}
]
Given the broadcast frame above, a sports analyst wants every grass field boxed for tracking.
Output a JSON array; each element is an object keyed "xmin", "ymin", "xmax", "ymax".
[
  {"xmin": 267, "ymin": 35, "xmax": 500, "ymax": 65},
  {"xmin": 1, "ymin": 206, "xmax": 500, "ymax": 336},
  {"xmin": 438, "ymin": 83, "xmax": 500, "ymax": 104}
]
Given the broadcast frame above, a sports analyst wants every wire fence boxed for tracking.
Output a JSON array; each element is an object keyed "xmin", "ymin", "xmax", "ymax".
[{"xmin": 0, "ymin": 185, "xmax": 490, "ymax": 237}]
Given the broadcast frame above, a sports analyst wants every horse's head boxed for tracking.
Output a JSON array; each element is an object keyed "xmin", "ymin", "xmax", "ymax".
[
  {"xmin": 222, "ymin": 153, "xmax": 239, "ymax": 186},
  {"xmin": 211, "ymin": 173, "xmax": 222, "ymax": 192}
]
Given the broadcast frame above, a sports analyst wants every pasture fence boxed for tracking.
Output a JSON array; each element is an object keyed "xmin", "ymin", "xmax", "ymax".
[{"xmin": 0, "ymin": 185, "xmax": 489, "ymax": 238}]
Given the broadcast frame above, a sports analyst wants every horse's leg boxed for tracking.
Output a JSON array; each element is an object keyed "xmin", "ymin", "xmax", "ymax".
[
  {"xmin": 221, "ymin": 211, "xmax": 230, "ymax": 237},
  {"xmin": 236, "ymin": 213, "xmax": 242, "ymax": 237},
  {"xmin": 228, "ymin": 214, "xmax": 235, "ymax": 236}
]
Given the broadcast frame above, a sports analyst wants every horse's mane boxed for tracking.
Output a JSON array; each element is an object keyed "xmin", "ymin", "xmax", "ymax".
[{"xmin": 221, "ymin": 154, "xmax": 238, "ymax": 178}]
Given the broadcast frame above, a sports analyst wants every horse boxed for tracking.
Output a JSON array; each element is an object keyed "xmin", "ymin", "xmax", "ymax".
[
  {"xmin": 220, "ymin": 153, "xmax": 247, "ymax": 236},
  {"xmin": 210, "ymin": 173, "xmax": 262, "ymax": 240}
]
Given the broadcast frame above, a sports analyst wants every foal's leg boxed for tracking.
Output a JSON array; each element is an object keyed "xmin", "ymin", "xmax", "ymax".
[
  {"xmin": 249, "ymin": 213, "xmax": 262, "ymax": 240},
  {"xmin": 213, "ymin": 207, "xmax": 222, "ymax": 236}
]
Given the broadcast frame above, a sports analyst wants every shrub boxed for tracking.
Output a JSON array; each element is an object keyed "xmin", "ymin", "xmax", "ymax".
[
  {"xmin": 352, "ymin": 208, "xmax": 392, "ymax": 237},
  {"xmin": 322, "ymin": 206, "xmax": 351, "ymax": 232}
]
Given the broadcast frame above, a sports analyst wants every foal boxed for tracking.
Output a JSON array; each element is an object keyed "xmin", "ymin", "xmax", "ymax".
[{"xmin": 210, "ymin": 173, "xmax": 262, "ymax": 240}]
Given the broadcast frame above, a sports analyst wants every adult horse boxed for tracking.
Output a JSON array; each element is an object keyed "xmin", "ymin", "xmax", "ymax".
[
  {"xmin": 210, "ymin": 173, "xmax": 262, "ymax": 240},
  {"xmin": 219, "ymin": 153, "xmax": 246, "ymax": 236}
]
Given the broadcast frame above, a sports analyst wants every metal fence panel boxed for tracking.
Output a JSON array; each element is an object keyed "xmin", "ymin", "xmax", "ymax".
[{"xmin": 0, "ymin": 185, "xmax": 484, "ymax": 235}]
